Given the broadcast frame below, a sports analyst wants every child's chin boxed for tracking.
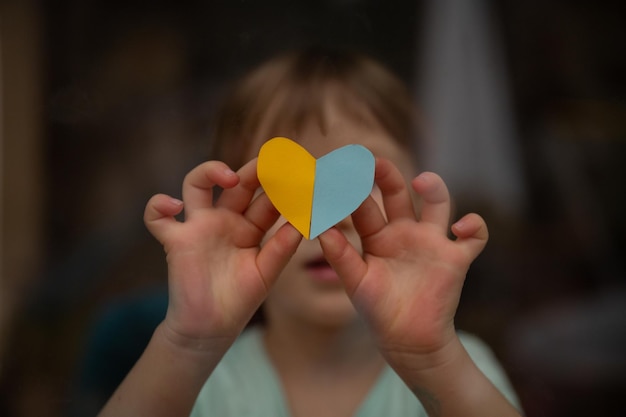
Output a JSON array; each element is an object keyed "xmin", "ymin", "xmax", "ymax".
[{"xmin": 305, "ymin": 302, "xmax": 359, "ymax": 328}]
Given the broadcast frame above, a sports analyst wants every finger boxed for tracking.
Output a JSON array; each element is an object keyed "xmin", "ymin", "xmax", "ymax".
[
  {"xmin": 215, "ymin": 158, "xmax": 261, "ymax": 213},
  {"xmin": 242, "ymin": 192, "xmax": 281, "ymax": 236},
  {"xmin": 374, "ymin": 158, "xmax": 416, "ymax": 221},
  {"xmin": 144, "ymin": 193, "xmax": 184, "ymax": 244},
  {"xmin": 182, "ymin": 161, "xmax": 239, "ymax": 216},
  {"xmin": 318, "ymin": 227, "xmax": 368, "ymax": 296},
  {"xmin": 256, "ymin": 222, "xmax": 302, "ymax": 288},
  {"xmin": 351, "ymin": 195, "xmax": 387, "ymax": 239},
  {"xmin": 411, "ymin": 172, "xmax": 451, "ymax": 234},
  {"xmin": 451, "ymin": 213, "xmax": 489, "ymax": 262}
]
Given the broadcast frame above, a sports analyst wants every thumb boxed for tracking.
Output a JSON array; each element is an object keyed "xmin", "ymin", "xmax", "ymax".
[
  {"xmin": 451, "ymin": 213, "xmax": 489, "ymax": 262},
  {"xmin": 318, "ymin": 227, "xmax": 368, "ymax": 297},
  {"xmin": 256, "ymin": 223, "xmax": 302, "ymax": 288},
  {"xmin": 144, "ymin": 194, "xmax": 184, "ymax": 244}
]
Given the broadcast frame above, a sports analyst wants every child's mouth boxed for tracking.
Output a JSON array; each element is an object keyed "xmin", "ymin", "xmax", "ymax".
[{"xmin": 305, "ymin": 257, "xmax": 341, "ymax": 284}]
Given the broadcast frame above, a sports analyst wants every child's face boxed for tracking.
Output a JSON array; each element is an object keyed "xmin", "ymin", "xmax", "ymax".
[{"xmin": 247, "ymin": 96, "xmax": 416, "ymax": 329}]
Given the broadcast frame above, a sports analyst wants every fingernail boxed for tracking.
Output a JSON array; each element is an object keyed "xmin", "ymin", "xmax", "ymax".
[
  {"xmin": 224, "ymin": 168, "xmax": 237, "ymax": 176},
  {"xmin": 417, "ymin": 172, "xmax": 433, "ymax": 182},
  {"xmin": 170, "ymin": 197, "xmax": 184, "ymax": 206},
  {"xmin": 453, "ymin": 218, "xmax": 465, "ymax": 231}
]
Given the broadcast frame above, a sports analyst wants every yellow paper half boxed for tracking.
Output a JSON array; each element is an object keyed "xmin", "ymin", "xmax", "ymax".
[{"xmin": 257, "ymin": 137, "xmax": 316, "ymax": 238}]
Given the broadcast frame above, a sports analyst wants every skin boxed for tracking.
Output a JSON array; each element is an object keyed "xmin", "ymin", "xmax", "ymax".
[
  {"xmin": 253, "ymin": 108, "xmax": 415, "ymax": 417},
  {"xmin": 98, "ymin": 99, "xmax": 522, "ymax": 417}
]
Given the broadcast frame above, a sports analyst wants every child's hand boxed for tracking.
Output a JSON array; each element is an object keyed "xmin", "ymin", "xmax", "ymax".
[
  {"xmin": 144, "ymin": 159, "xmax": 301, "ymax": 351},
  {"xmin": 319, "ymin": 158, "xmax": 488, "ymax": 370}
]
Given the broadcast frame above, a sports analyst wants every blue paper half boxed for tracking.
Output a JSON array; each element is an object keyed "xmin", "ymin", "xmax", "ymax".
[{"xmin": 309, "ymin": 145, "xmax": 375, "ymax": 239}]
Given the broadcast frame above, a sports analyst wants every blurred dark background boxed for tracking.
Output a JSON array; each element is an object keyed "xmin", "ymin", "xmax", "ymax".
[{"xmin": 1, "ymin": 0, "xmax": 625, "ymax": 416}]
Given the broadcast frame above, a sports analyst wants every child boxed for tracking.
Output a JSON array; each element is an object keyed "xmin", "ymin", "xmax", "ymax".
[{"xmin": 98, "ymin": 47, "xmax": 522, "ymax": 417}]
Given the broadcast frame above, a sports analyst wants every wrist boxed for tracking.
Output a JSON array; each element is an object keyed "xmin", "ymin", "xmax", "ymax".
[
  {"xmin": 156, "ymin": 321, "xmax": 235, "ymax": 362},
  {"xmin": 381, "ymin": 330, "xmax": 464, "ymax": 377},
  {"xmin": 383, "ymin": 335, "xmax": 521, "ymax": 417}
]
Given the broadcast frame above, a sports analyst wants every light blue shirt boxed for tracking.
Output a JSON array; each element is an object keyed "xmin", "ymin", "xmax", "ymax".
[{"xmin": 191, "ymin": 326, "xmax": 520, "ymax": 416}]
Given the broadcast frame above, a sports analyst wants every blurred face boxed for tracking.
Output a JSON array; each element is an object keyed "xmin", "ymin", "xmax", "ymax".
[{"xmin": 246, "ymin": 94, "xmax": 416, "ymax": 329}]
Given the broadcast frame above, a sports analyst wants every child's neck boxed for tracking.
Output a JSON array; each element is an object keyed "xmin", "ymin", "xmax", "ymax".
[
  {"xmin": 262, "ymin": 314, "xmax": 386, "ymax": 417},
  {"xmin": 262, "ymin": 313, "xmax": 383, "ymax": 373}
]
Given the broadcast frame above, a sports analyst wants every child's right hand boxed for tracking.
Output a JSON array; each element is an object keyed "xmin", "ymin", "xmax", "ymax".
[{"xmin": 143, "ymin": 159, "xmax": 302, "ymax": 352}]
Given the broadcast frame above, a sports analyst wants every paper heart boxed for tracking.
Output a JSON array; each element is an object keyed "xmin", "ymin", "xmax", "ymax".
[{"xmin": 257, "ymin": 137, "xmax": 375, "ymax": 239}]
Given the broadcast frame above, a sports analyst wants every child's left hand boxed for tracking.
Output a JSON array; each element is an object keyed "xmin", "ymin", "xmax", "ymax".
[{"xmin": 319, "ymin": 158, "xmax": 488, "ymax": 373}]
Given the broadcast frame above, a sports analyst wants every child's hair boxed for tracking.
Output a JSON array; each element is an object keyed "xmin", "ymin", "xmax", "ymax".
[{"xmin": 211, "ymin": 46, "xmax": 418, "ymax": 169}]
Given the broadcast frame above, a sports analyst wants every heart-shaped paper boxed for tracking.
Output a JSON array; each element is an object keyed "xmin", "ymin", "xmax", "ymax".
[{"xmin": 257, "ymin": 137, "xmax": 375, "ymax": 239}]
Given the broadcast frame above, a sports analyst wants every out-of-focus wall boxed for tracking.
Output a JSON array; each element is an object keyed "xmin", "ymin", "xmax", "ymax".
[
  {"xmin": 0, "ymin": 1, "xmax": 624, "ymax": 417},
  {"xmin": 0, "ymin": 0, "xmax": 44, "ymax": 365}
]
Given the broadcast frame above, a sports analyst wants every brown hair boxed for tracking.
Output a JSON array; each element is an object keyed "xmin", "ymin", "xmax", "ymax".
[{"xmin": 211, "ymin": 46, "xmax": 418, "ymax": 169}]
